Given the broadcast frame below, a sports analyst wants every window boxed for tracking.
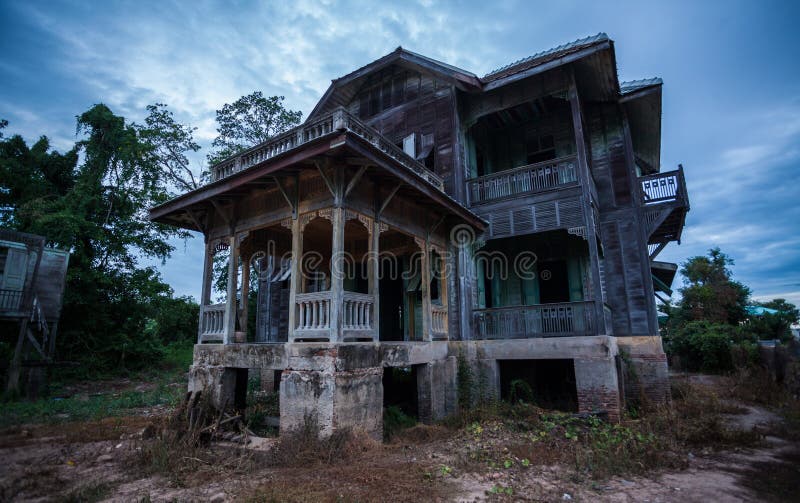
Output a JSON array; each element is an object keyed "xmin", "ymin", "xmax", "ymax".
[{"xmin": 525, "ymin": 131, "xmax": 556, "ymax": 164}]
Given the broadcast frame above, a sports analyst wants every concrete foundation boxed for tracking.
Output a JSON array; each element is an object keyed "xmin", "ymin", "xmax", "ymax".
[{"xmin": 188, "ymin": 335, "xmax": 669, "ymax": 438}]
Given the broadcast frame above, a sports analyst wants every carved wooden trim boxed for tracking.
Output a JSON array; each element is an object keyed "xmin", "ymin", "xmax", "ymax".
[{"xmin": 568, "ymin": 226, "xmax": 588, "ymax": 240}]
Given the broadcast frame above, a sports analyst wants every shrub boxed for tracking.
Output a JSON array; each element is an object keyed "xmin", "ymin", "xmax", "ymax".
[{"xmin": 665, "ymin": 321, "xmax": 758, "ymax": 373}]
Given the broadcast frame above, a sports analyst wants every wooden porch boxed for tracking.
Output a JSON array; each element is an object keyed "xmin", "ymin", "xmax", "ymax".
[{"xmin": 149, "ymin": 106, "xmax": 483, "ymax": 346}]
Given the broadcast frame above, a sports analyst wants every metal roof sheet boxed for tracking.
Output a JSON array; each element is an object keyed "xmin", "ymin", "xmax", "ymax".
[
  {"xmin": 483, "ymin": 33, "xmax": 609, "ymax": 81},
  {"xmin": 620, "ymin": 77, "xmax": 663, "ymax": 94}
]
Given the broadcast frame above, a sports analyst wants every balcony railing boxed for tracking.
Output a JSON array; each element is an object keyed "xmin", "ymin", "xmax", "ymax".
[
  {"xmin": 472, "ymin": 301, "xmax": 595, "ymax": 339},
  {"xmin": 342, "ymin": 291, "xmax": 374, "ymax": 333},
  {"xmin": 294, "ymin": 290, "xmax": 332, "ymax": 338},
  {"xmin": 431, "ymin": 304, "xmax": 448, "ymax": 340},
  {"xmin": 0, "ymin": 288, "xmax": 22, "ymax": 312},
  {"xmin": 199, "ymin": 303, "xmax": 226, "ymax": 341},
  {"xmin": 210, "ymin": 108, "xmax": 444, "ymax": 190},
  {"xmin": 639, "ymin": 167, "xmax": 688, "ymax": 206},
  {"xmin": 466, "ymin": 155, "xmax": 578, "ymax": 206}
]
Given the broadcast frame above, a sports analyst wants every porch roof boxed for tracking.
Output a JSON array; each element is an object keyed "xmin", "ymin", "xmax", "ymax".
[{"xmin": 148, "ymin": 109, "xmax": 486, "ymax": 232}]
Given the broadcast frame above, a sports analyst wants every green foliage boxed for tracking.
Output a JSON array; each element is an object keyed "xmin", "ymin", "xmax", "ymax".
[
  {"xmin": 746, "ymin": 299, "xmax": 799, "ymax": 342},
  {"xmin": 0, "ymin": 105, "xmax": 200, "ymax": 376},
  {"xmin": 508, "ymin": 379, "xmax": 534, "ymax": 404},
  {"xmin": 665, "ymin": 321, "xmax": 758, "ymax": 373},
  {"xmin": 384, "ymin": 405, "xmax": 417, "ymax": 440},
  {"xmin": 208, "ymin": 92, "xmax": 302, "ymax": 165},
  {"xmin": 456, "ymin": 351, "xmax": 474, "ymax": 410},
  {"xmin": 675, "ymin": 247, "xmax": 750, "ymax": 325}
]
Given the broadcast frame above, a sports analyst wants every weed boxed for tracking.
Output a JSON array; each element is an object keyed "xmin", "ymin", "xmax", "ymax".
[
  {"xmin": 383, "ymin": 405, "xmax": 417, "ymax": 440},
  {"xmin": 62, "ymin": 481, "xmax": 112, "ymax": 503}
]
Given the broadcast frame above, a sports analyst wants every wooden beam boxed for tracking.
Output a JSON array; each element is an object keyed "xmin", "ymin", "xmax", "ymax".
[
  {"xmin": 185, "ymin": 209, "xmax": 206, "ymax": 233},
  {"xmin": 210, "ymin": 200, "xmax": 232, "ymax": 229},
  {"xmin": 315, "ymin": 160, "xmax": 336, "ymax": 198},
  {"xmin": 272, "ymin": 176, "xmax": 295, "ymax": 213},
  {"xmin": 427, "ymin": 214, "xmax": 446, "ymax": 237},
  {"xmin": 344, "ymin": 165, "xmax": 367, "ymax": 199},
  {"xmin": 378, "ymin": 184, "xmax": 402, "ymax": 216}
]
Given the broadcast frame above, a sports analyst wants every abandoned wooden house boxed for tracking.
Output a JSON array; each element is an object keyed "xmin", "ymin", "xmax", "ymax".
[
  {"xmin": 149, "ymin": 33, "xmax": 689, "ymax": 436},
  {"xmin": 1, "ymin": 229, "xmax": 70, "ymax": 396}
]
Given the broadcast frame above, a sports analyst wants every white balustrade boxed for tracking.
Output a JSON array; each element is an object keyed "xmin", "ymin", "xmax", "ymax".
[
  {"xmin": 295, "ymin": 291, "xmax": 332, "ymax": 333},
  {"xmin": 199, "ymin": 303, "xmax": 226, "ymax": 342},
  {"xmin": 342, "ymin": 291, "xmax": 374, "ymax": 332},
  {"xmin": 431, "ymin": 304, "xmax": 448, "ymax": 339}
]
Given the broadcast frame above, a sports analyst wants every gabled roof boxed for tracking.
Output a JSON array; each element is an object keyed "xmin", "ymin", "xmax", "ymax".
[
  {"xmin": 307, "ymin": 47, "xmax": 482, "ymax": 121},
  {"xmin": 482, "ymin": 33, "xmax": 610, "ymax": 82}
]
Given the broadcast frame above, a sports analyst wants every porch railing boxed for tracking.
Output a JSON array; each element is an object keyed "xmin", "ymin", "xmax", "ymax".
[
  {"xmin": 295, "ymin": 291, "xmax": 332, "ymax": 335},
  {"xmin": 472, "ymin": 301, "xmax": 595, "ymax": 339},
  {"xmin": 639, "ymin": 167, "xmax": 688, "ymax": 206},
  {"xmin": 342, "ymin": 291, "xmax": 374, "ymax": 335},
  {"xmin": 466, "ymin": 155, "xmax": 578, "ymax": 206},
  {"xmin": 0, "ymin": 288, "xmax": 22, "ymax": 312},
  {"xmin": 199, "ymin": 303, "xmax": 226, "ymax": 341},
  {"xmin": 210, "ymin": 108, "xmax": 444, "ymax": 190},
  {"xmin": 431, "ymin": 304, "xmax": 448, "ymax": 339}
]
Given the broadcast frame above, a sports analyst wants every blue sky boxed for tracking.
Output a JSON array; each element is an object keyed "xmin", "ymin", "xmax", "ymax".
[{"xmin": 2, "ymin": 0, "xmax": 799, "ymax": 305}]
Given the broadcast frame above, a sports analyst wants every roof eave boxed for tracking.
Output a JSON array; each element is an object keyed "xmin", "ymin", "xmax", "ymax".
[{"xmin": 481, "ymin": 40, "xmax": 613, "ymax": 92}]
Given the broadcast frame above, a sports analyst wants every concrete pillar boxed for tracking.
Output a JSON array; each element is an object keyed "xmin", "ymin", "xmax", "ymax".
[
  {"xmin": 616, "ymin": 336, "xmax": 670, "ymax": 406},
  {"xmin": 574, "ymin": 357, "xmax": 622, "ymax": 421},
  {"xmin": 416, "ymin": 357, "xmax": 458, "ymax": 423},
  {"xmin": 279, "ymin": 344, "xmax": 383, "ymax": 439}
]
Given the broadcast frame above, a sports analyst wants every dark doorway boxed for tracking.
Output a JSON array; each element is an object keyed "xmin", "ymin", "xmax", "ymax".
[
  {"xmin": 538, "ymin": 260, "xmax": 569, "ymax": 303},
  {"xmin": 379, "ymin": 260, "xmax": 404, "ymax": 341},
  {"xmin": 498, "ymin": 359, "xmax": 578, "ymax": 412},
  {"xmin": 382, "ymin": 366, "xmax": 418, "ymax": 418}
]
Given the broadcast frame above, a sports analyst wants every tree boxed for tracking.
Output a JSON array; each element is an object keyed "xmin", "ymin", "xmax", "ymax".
[
  {"xmin": 675, "ymin": 247, "xmax": 750, "ymax": 325},
  {"xmin": 138, "ymin": 103, "xmax": 202, "ymax": 193},
  {"xmin": 208, "ymin": 92, "xmax": 302, "ymax": 165},
  {"xmin": 0, "ymin": 105, "xmax": 199, "ymax": 374},
  {"xmin": 748, "ymin": 298, "xmax": 799, "ymax": 342}
]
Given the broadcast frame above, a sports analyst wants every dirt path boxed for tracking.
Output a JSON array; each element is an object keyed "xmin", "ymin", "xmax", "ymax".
[{"xmin": 1, "ymin": 375, "xmax": 798, "ymax": 502}]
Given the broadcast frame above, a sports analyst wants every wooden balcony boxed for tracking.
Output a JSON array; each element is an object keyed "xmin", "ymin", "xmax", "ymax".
[
  {"xmin": 639, "ymin": 167, "xmax": 689, "ymax": 245},
  {"xmin": 210, "ymin": 107, "xmax": 444, "ymax": 191},
  {"xmin": 466, "ymin": 155, "xmax": 578, "ymax": 206},
  {"xmin": 472, "ymin": 301, "xmax": 596, "ymax": 339}
]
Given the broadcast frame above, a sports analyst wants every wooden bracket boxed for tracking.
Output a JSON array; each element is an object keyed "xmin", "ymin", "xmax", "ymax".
[
  {"xmin": 210, "ymin": 200, "xmax": 233, "ymax": 230},
  {"xmin": 344, "ymin": 165, "xmax": 367, "ymax": 200},
  {"xmin": 378, "ymin": 184, "xmax": 402, "ymax": 217},
  {"xmin": 272, "ymin": 176, "xmax": 296, "ymax": 218},
  {"xmin": 315, "ymin": 160, "xmax": 336, "ymax": 198},
  {"xmin": 185, "ymin": 208, "xmax": 206, "ymax": 234}
]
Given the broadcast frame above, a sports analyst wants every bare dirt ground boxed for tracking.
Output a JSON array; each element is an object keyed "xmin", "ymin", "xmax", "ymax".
[{"xmin": 1, "ymin": 374, "xmax": 798, "ymax": 502}]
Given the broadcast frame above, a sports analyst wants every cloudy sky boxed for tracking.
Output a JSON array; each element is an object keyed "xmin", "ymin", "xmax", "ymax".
[{"xmin": 2, "ymin": 0, "xmax": 799, "ymax": 305}]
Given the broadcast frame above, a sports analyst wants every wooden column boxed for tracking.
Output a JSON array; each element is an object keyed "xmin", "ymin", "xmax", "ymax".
[
  {"xmin": 223, "ymin": 234, "xmax": 238, "ymax": 344},
  {"xmin": 197, "ymin": 239, "xmax": 214, "ymax": 343},
  {"xmin": 201, "ymin": 239, "xmax": 214, "ymax": 306},
  {"xmin": 418, "ymin": 238, "xmax": 432, "ymax": 341},
  {"xmin": 330, "ymin": 206, "xmax": 345, "ymax": 342},
  {"xmin": 287, "ymin": 218, "xmax": 303, "ymax": 342},
  {"xmin": 369, "ymin": 218, "xmax": 380, "ymax": 342},
  {"xmin": 568, "ymin": 70, "xmax": 606, "ymax": 335},
  {"xmin": 239, "ymin": 251, "xmax": 251, "ymax": 339}
]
